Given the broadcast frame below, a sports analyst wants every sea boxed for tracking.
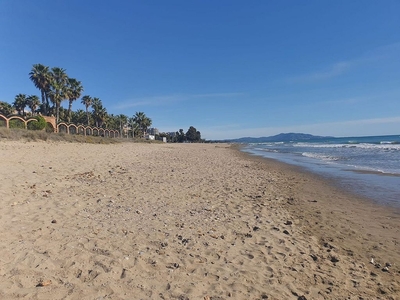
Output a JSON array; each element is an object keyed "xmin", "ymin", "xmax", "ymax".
[{"xmin": 242, "ymin": 135, "xmax": 400, "ymax": 208}]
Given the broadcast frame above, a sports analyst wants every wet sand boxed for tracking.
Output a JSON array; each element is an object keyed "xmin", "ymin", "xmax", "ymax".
[{"xmin": 0, "ymin": 141, "xmax": 399, "ymax": 299}]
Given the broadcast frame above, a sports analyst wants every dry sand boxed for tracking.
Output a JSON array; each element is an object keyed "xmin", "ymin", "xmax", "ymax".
[{"xmin": 0, "ymin": 141, "xmax": 399, "ymax": 299}]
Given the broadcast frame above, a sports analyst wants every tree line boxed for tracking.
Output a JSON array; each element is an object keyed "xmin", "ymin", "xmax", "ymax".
[
  {"xmin": 0, "ymin": 63, "xmax": 202, "ymax": 141},
  {"xmin": 158, "ymin": 126, "xmax": 202, "ymax": 143},
  {"xmin": 0, "ymin": 64, "xmax": 153, "ymax": 137}
]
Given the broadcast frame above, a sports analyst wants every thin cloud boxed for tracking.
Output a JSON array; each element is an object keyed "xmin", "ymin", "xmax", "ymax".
[
  {"xmin": 287, "ymin": 42, "xmax": 400, "ymax": 84},
  {"xmin": 321, "ymin": 88, "xmax": 400, "ymax": 106},
  {"xmin": 288, "ymin": 61, "xmax": 351, "ymax": 83},
  {"xmin": 115, "ymin": 95, "xmax": 183, "ymax": 109},
  {"xmin": 322, "ymin": 96, "xmax": 364, "ymax": 106},
  {"xmin": 191, "ymin": 92, "xmax": 244, "ymax": 98},
  {"xmin": 115, "ymin": 92, "xmax": 244, "ymax": 109}
]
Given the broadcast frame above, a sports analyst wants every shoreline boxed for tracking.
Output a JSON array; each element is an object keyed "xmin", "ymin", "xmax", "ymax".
[
  {"xmin": 241, "ymin": 144, "xmax": 400, "ymax": 209},
  {"xmin": 0, "ymin": 141, "xmax": 399, "ymax": 299},
  {"xmin": 232, "ymin": 144, "xmax": 400, "ymax": 296},
  {"xmin": 234, "ymin": 144, "xmax": 400, "ymax": 253}
]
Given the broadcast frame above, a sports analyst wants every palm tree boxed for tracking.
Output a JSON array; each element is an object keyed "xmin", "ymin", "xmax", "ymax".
[
  {"xmin": 128, "ymin": 117, "xmax": 138, "ymax": 138},
  {"xmin": 0, "ymin": 101, "xmax": 14, "ymax": 116},
  {"xmin": 132, "ymin": 111, "xmax": 152, "ymax": 137},
  {"xmin": 29, "ymin": 64, "xmax": 51, "ymax": 115},
  {"xmin": 91, "ymin": 97, "xmax": 101, "ymax": 127},
  {"xmin": 142, "ymin": 116, "xmax": 152, "ymax": 136},
  {"xmin": 106, "ymin": 114, "xmax": 117, "ymax": 130},
  {"xmin": 26, "ymin": 95, "xmax": 40, "ymax": 115},
  {"xmin": 71, "ymin": 109, "xmax": 87, "ymax": 125},
  {"xmin": 116, "ymin": 114, "xmax": 128, "ymax": 136},
  {"xmin": 66, "ymin": 78, "xmax": 83, "ymax": 122},
  {"xmin": 48, "ymin": 67, "xmax": 68, "ymax": 123},
  {"xmin": 81, "ymin": 95, "xmax": 92, "ymax": 126},
  {"xmin": 58, "ymin": 107, "xmax": 68, "ymax": 122},
  {"xmin": 91, "ymin": 97, "xmax": 107, "ymax": 127},
  {"xmin": 97, "ymin": 107, "xmax": 108, "ymax": 128},
  {"xmin": 132, "ymin": 112, "xmax": 145, "ymax": 137},
  {"xmin": 13, "ymin": 94, "xmax": 27, "ymax": 116}
]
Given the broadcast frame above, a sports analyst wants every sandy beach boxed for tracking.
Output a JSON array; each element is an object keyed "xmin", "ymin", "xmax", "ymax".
[{"xmin": 0, "ymin": 141, "xmax": 399, "ymax": 299}]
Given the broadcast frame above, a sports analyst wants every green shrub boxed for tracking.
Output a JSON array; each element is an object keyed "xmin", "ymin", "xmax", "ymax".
[
  {"xmin": 45, "ymin": 122, "xmax": 54, "ymax": 132},
  {"xmin": 27, "ymin": 116, "xmax": 46, "ymax": 130},
  {"xmin": 9, "ymin": 119, "xmax": 25, "ymax": 129}
]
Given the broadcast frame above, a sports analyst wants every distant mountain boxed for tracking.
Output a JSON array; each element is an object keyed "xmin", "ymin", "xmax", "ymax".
[{"xmin": 222, "ymin": 133, "xmax": 333, "ymax": 143}]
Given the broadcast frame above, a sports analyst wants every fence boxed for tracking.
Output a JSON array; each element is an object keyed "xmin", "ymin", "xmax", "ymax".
[{"xmin": 0, "ymin": 114, "xmax": 119, "ymax": 138}]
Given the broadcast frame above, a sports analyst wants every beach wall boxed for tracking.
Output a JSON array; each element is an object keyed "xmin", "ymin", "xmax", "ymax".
[{"xmin": 0, "ymin": 113, "xmax": 120, "ymax": 137}]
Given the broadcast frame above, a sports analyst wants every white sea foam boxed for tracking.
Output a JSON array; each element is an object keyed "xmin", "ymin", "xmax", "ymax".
[
  {"xmin": 380, "ymin": 141, "xmax": 398, "ymax": 144},
  {"xmin": 302, "ymin": 152, "xmax": 340, "ymax": 161},
  {"xmin": 245, "ymin": 137, "xmax": 400, "ymax": 205},
  {"xmin": 344, "ymin": 163, "xmax": 394, "ymax": 174},
  {"xmin": 252, "ymin": 147, "xmax": 279, "ymax": 153},
  {"xmin": 293, "ymin": 142, "xmax": 400, "ymax": 151}
]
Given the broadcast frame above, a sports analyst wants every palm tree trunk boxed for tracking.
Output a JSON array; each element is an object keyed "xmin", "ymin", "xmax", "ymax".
[
  {"xmin": 41, "ymin": 90, "xmax": 47, "ymax": 115},
  {"xmin": 56, "ymin": 102, "xmax": 60, "ymax": 124},
  {"xmin": 86, "ymin": 107, "xmax": 90, "ymax": 126},
  {"xmin": 67, "ymin": 100, "xmax": 73, "ymax": 123},
  {"xmin": 45, "ymin": 94, "xmax": 50, "ymax": 116}
]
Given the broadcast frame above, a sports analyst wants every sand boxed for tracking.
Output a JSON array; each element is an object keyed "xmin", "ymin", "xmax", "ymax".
[{"xmin": 0, "ymin": 141, "xmax": 399, "ymax": 299}]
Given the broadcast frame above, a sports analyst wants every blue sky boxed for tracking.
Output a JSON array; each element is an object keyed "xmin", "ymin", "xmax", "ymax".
[{"xmin": 0, "ymin": 1, "xmax": 399, "ymax": 140}]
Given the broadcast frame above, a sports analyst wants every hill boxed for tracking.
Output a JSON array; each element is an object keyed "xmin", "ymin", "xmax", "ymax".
[{"xmin": 221, "ymin": 133, "xmax": 332, "ymax": 143}]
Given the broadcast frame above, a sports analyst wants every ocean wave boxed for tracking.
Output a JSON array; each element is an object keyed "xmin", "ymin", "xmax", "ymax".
[
  {"xmin": 302, "ymin": 152, "xmax": 340, "ymax": 161},
  {"xmin": 380, "ymin": 141, "xmax": 400, "ymax": 145},
  {"xmin": 293, "ymin": 142, "xmax": 400, "ymax": 151},
  {"xmin": 344, "ymin": 164, "xmax": 400, "ymax": 176},
  {"xmin": 252, "ymin": 147, "xmax": 279, "ymax": 153}
]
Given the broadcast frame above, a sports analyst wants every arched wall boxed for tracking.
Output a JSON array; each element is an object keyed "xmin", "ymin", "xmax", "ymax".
[{"xmin": 0, "ymin": 113, "xmax": 119, "ymax": 138}]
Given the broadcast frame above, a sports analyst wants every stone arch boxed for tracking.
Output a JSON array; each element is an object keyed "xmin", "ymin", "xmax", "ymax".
[
  {"xmin": 77, "ymin": 125, "xmax": 85, "ymax": 135},
  {"xmin": 45, "ymin": 122, "xmax": 55, "ymax": 133},
  {"xmin": 99, "ymin": 128, "xmax": 105, "ymax": 137},
  {"xmin": 0, "ymin": 114, "xmax": 8, "ymax": 128},
  {"xmin": 69, "ymin": 124, "xmax": 77, "ymax": 135},
  {"xmin": 41, "ymin": 116, "xmax": 56, "ymax": 132},
  {"xmin": 8, "ymin": 116, "xmax": 27, "ymax": 129},
  {"xmin": 0, "ymin": 114, "xmax": 116, "ymax": 138},
  {"xmin": 86, "ymin": 127, "xmax": 93, "ymax": 136},
  {"xmin": 58, "ymin": 123, "xmax": 68, "ymax": 134},
  {"xmin": 26, "ymin": 118, "xmax": 38, "ymax": 130}
]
